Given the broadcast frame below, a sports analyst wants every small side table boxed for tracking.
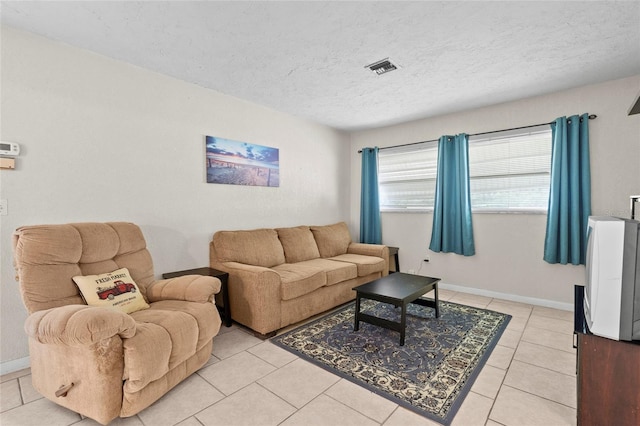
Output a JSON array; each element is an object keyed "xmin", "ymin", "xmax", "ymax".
[
  {"xmin": 162, "ymin": 267, "xmax": 231, "ymax": 327},
  {"xmin": 388, "ymin": 246, "xmax": 400, "ymax": 273}
]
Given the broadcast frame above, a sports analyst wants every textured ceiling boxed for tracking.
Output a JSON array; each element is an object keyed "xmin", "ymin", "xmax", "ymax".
[{"xmin": 2, "ymin": 1, "xmax": 639, "ymax": 131}]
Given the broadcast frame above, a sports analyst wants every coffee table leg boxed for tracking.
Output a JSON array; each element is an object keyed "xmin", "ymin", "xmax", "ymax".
[
  {"xmin": 434, "ymin": 283, "xmax": 440, "ymax": 318},
  {"xmin": 354, "ymin": 294, "xmax": 361, "ymax": 331},
  {"xmin": 400, "ymin": 302, "xmax": 407, "ymax": 346}
]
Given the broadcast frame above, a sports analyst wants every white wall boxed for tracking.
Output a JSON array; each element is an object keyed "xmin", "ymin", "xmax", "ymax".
[
  {"xmin": 0, "ymin": 27, "xmax": 351, "ymax": 371},
  {"xmin": 2, "ymin": 25, "xmax": 639, "ymax": 374},
  {"xmin": 350, "ymin": 75, "xmax": 640, "ymax": 308}
]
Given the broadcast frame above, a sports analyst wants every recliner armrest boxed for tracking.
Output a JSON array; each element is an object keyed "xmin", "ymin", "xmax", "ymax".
[
  {"xmin": 146, "ymin": 275, "xmax": 221, "ymax": 303},
  {"xmin": 25, "ymin": 304, "xmax": 136, "ymax": 346}
]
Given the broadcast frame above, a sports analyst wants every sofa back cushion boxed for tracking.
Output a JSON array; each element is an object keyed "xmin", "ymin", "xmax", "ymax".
[
  {"xmin": 310, "ymin": 222, "xmax": 352, "ymax": 258},
  {"xmin": 213, "ymin": 228, "xmax": 285, "ymax": 268},
  {"xmin": 276, "ymin": 226, "xmax": 320, "ymax": 263}
]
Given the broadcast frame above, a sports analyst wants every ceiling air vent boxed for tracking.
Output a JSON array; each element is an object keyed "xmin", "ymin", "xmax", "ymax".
[{"xmin": 365, "ymin": 58, "xmax": 399, "ymax": 75}]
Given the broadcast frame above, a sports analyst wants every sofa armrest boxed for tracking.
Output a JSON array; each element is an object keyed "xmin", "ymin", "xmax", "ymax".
[
  {"xmin": 348, "ymin": 242, "xmax": 388, "ymax": 258},
  {"xmin": 215, "ymin": 261, "xmax": 282, "ymax": 335},
  {"xmin": 25, "ymin": 304, "xmax": 136, "ymax": 346},
  {"xmin": 146, "ymin": 275, "xmax": 221, "ymax": 303},
  {"xmin": 348, "ymin": 243, "xmax": 390, "ymax": 276}
]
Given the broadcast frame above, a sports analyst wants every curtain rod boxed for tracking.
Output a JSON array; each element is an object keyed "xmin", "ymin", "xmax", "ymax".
[{"xmin": 357, "ymin": 114, "xmax": 597, "ymax": 153}]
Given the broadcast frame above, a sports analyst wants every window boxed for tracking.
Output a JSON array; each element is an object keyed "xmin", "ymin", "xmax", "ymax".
[
  {"xmin": 377, "ymin": 126, "xmax": 552, "ymax": 213},
  {"xmin": 378, "ymin": 141, "xmax": 439, "ymax": 211},
  {"xmin": 468, "ymin": 126, "xmax": 551, "ymax": 212}
]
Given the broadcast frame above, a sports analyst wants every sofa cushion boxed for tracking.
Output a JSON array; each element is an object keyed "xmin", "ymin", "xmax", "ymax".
[
  {"xmin": 73, "ymin": 268, "xmax": 150, "ymax": 314},
  {"xmin": 124, "ymin": 300, "xmax": 219, "ymax": 393},
  {"xmin": 329, "ymin": 253, "xmax": 386, "ymax": 277},
  {"xmin": 297, "ymin": 258, "xmax": 357, "ymax": 286},
  {"xmin": 310, "ymin": 222, "xmax": 352, "ymax": 258},
  {"xmin": 271, "ymin": 263, "xmax": 326, "ymax": 301},
  {"xmin": 276, "ymin": 226, "xmax": 321, "ymax": 263},
  {"xmin": 213, "ymin": 228, "xmax": 285, "ymax": 268}
]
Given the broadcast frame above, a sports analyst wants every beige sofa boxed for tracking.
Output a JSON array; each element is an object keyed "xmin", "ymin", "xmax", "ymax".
[
  {"xmin": 13, "ymin": 222, "xmax": 222, "ymax": 425},
  {"xmin": 210, "ymin": 222, "xmax": 388, "ymax": 336}
]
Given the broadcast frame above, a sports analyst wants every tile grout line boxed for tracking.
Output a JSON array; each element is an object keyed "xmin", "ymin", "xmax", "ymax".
[
  {"xmin": 321, "ymin": 386, "xmax": 387, "ymax": 425},
  {"xmin": 500, "ymin": 383, "xmax": 578, "ymax": 411},
  {"xmin": 485, "ymin": 301, "xmax": 532, "ymax": 425},
  {"xmin": 488, "ymin": 306, "xmax": 578, "ymax": 422}
]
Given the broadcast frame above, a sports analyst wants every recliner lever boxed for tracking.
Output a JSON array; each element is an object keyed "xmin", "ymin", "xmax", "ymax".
[{"xmin": 55, "ymin": 383, "xmax": 74, "ymax": 397}]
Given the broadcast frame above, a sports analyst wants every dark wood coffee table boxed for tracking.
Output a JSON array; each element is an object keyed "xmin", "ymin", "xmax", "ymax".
[{"xmin": 353, "ymin": 273, "xmax": 440, "ymax": 345}]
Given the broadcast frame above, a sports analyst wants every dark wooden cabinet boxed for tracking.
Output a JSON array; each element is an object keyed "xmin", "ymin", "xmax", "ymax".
[
  {"xmin": 575, "ymin": 284, "xmax": 640, "ymax": 425},
  {"xmin": 577, "ymin": 333, "xmax": 640, "ymax": 425}
]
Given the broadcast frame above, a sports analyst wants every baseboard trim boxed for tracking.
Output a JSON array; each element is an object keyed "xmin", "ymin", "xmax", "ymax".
[
  {"xmin": 1, "ymin": 356, "xmax": 30, "ymax": 376},
  {"xmin": 439, "ymin": 282, "xmax": 573, "ymax": 312}
]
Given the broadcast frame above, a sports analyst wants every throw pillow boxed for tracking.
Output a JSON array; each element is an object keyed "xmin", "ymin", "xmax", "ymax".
[{"xmin": 73, "ymin": 268, "xmax": 150, "ymax": 314}]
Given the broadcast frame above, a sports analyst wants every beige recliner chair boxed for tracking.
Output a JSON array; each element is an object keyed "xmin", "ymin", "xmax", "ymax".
[{"xmin": 12, "ymin": 222, "xmax": 222, "ymax": 425}]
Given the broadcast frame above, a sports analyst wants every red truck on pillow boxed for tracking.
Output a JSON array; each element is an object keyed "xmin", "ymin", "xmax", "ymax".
[{"xmin": 96, "ymin": 280, "xmax": 137, "ymax": 300}]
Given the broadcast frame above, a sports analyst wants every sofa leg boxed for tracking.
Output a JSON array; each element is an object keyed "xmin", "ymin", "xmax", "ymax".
[{"xmin": 253, "ymin": 330, "xmax": 277, "ymax": 340}]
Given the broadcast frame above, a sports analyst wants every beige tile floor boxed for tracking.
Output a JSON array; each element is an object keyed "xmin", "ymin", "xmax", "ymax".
[{"xmin": 0, "ymin": 289, "xmax": 577, "ymax": 426}]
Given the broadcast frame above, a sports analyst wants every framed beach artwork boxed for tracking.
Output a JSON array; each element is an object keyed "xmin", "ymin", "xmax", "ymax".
[{"xmin": 205, "ymin": 136, "xmax": 279, "ymax": 187}]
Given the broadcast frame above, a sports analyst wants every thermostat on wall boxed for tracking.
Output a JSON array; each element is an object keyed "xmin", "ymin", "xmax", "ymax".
[{"xmin": 0, "ymin": 142, "xmax": 20, "ymax": 157}]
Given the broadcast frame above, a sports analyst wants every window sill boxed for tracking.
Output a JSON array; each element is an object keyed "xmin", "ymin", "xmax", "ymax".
[{"xmin": 381, "ymin": 208, "xmax": 547, "ymax": 215}]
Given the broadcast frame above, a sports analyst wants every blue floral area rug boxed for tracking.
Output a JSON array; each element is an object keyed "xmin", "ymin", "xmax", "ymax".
[{"xmin": 271, "ymin": 299, "xmax": 511, "ymax": 425}]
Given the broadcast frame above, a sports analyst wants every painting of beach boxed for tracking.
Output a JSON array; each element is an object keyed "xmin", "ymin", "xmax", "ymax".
[{"xmin": 205, "ymin": 136, "xmax": 279, "ymax": 187}]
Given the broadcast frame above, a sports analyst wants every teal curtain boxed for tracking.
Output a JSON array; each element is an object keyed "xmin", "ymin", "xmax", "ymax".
[
  {"xmin": 543, "ymin": 114, "xmax": 591, "ymax": 265},
  {"xmin": 429, "ymin": 134, "xmax": 475, "ymax": 256},
  {"xmin": 360, "ymin": 147, "xmax": 382, "ymax": 244}
]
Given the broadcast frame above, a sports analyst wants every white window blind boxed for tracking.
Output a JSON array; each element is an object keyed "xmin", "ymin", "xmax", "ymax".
[
  {"xmin": 377, "ymin": 125, "xmax": 552, "ymax": 213},
  {"xmin": 468, "ymin": 126, "xmax": 551, "ymax": 212},
  {"xmin": 378, "ymin": 141, "xmax": 438, "ymax": 211}
]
